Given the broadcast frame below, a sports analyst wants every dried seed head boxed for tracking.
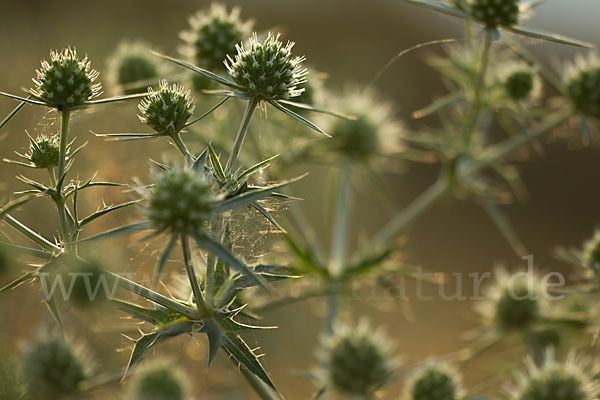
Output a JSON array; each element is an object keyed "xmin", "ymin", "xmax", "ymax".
[
  {"xmin": 26, "ymin": 134, "xmax": 60, "ymax": 169},
  {"xmin": 225, "ymin": 32, "xmax": 308, "ymax": 100},
  {"xmin": 477, "ymin": 268, "xmax": 544, "ymax": 331},
  {"xmin": 408, "ymin": 362, "xmax": 463, "ymax": 400},
  {"xmin": 147, "ymin": 168, "xmax": 215, "ymax": 234},
  {"xmin": 181, "ymin": 4, "xmax": 252, "ymax": 73},
  {"xmin": 21, "ymin": 334, "xmax": 88, "ymax": 400},
  {"xmin": 470, "ymin": 0, "xmax": 521, "ymax": 28},
  {"xmin": 130, "ymin": 361, "xmax": 189, "ymax": 400},
  {"xmin": 138, "ymin": 80, "xmax": 195, "ymax": 136},
  {"xmin": 108, "ymin": 41, "xmax": 161, "ymax": 94},
  {"xmin": 324, "ymin": 87, "xmax": 402, "ymax": 162},
  {"xmin": 31, "ymin": 47, "xmax": 101, "ymax": 109},
  {"xmin": 582, "ymin": 230, "xmax": 600, "ymax": 271},
  {"xmin": 565, "ymin": 54, "xmax": 600, "ymax": 119},
  {"xmin": 509, "ymin": 350, "xmax": 600, "ymax": 400},
  {"xmin": 325, "ymin": 321, "xmax": 396, "ymax": 396}
]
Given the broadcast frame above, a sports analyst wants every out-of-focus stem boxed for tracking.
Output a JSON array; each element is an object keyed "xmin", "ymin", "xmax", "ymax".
[{"xmin": 225, "ymin": 97, "xmax": 258, "ymax": 174}]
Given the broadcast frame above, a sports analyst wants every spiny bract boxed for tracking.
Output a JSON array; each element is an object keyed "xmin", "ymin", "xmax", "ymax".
[
  {"xmin": 31, "ymin": 47, "xmax": 101, "ymax": 109},
  {"xmin": 180, "ymin": 3, "xmax": 252, "ymax": 72},
  {"xmin": 21, "ymin": 335, "xmax": 87, "ymax": 400},
  {"xmin": 565, "ymin": 54, "xmax": 600, "ymax": 119},
  {"xmin": 131, "ymin": 361, "xmax": 188, "ymax": 400},
  {"xmin": 470, "ymin": 0, "xmax": 520, "ymax": 28},
  {"xmin": 26, "ymin": 134, "xmax": 60, "ymax": 169},
  {"xmin": 138, "ymin": 80, "xmax": 195, "ymax": 136},
  {"xmin": 108, "ymin": 41, "xmax": 161, "ymax": 94},
  {"xmin": 409, "ymin": 363, "xmax": 462, "ymax": 400},
  {"xmin": 510, "ymin": 351, "xmax": 600, "ymax": 400},
  {"xmin": 326, "ymin": 322, "xmax": 395, "ymax": 396},
  {"xmin": 225, "ymin": 32, "xmax": 308, "ymax": 100},
  {"xmin": 147, "ymin": 168, "xmax": 215, "ymax": 234}
]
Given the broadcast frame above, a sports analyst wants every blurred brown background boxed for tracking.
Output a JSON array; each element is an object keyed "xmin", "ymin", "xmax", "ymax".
[{"xmin": 0, "ymin": 0, "xmax": 599, "ymax": 398}]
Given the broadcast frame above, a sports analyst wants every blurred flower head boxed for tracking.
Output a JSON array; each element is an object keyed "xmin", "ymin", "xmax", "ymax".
[
  {"xmin": 225, "ymin": 32, "xmax": 308, "ymax": 100},
  {"xmin": 468, "ymin": 0, "xmax": 522, "ymax": 28},
  {"xmin": 130, "ymin": 360, "xmax": 189, "ymax": 400},
  {"xmin": 107, "ymin": 41, "xmax": 162, "ymax": 95},
  {"xmin": 407, "ymin": 362, "xmax": 464, "ymax": 400},
  {"xmin": 565, "ymin": 53, "xmax": 600, "ymax": 120},
  {"xmin": 31, "ymin": 47, "xmax": 101, "ymax": 110},
  {"xmin": 499, "ymin": 63, "xmax": 542, "ymax": 102}
]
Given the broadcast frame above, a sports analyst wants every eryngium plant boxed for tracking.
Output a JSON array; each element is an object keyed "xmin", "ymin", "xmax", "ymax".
[{"xmin": 408, "ymin": 363, "xmax": 463, "ymax": 400}]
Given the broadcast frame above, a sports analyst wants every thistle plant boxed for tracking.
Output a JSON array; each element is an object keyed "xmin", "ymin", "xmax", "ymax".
[{"xmin": 0, "ymin": 2, "xmax": 599, "ymax": 400}]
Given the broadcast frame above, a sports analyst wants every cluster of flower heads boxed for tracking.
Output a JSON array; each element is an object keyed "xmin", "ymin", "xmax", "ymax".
[
  {"xmin": 138, "ymin": 80, "xmax": 195, "ymax": 136},
  {"xmin": 146, "ymin": 168, "xmax": 216, "ymax": 234},
  {"xmin": 180, "ymin": 3, "xmax": 253, "ymax": 73},
  {"xmin": 107, "ymin": 41, "xmax": 161, "ymax": 94},
  {"xmin": 225, "ymin": 32, "xmax": 308, "ymax": 100},
  {"xmin": 129, "ymin": 361, "xmax": 189, "ymax": 400},
  {"xmin": 565, "ymin": 54, "xmax": 600, "ymax": 119},
  {"xmin": 20, "ymin": 334, "xmax": 89, "ymax": 400},
  {"xmin": 407, "ymin": 362, "xmax": 463, "ymax": 400},
  {"xmin": 323, "ymin": 321, "xmax": 396, "ymax": 396},
  {"xmin": 31, "ymin": 47, "xmax": 101, "ymax": 109},
  {"xmin": 508, "ymin": 350, "xmax": 600, "ymax": 400}
]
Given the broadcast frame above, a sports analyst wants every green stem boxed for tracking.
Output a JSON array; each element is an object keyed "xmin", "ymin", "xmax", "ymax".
[
  {"xmin": 225, "ymin": 350, "xmax": 280, "ymax": 400},
  {"xmin": 47, "ymin": 167, "xmax": 57, "ymax": 187},
  {"xmin": 1, "ymin": 214, "xmax": 61, "ymax": 252},
  {"xmin": 57, "ymin": 109, "xmax": 71, "ymax": 249},
  {"xmin": 181, "ymin": 234, "xmax": 210, "ymax": 315},
  {"xmin": 329, "ymin": 165, "xmax": 352, "ymax": 277},
  {"xmin": 225, "ymin": 97, "xmax": 259, "ymax": 175},
  {"xmin": 466, "ymin": 28, "xmax": 493, "ymax": 150},
  {"xmin": 172, "ymin": 133, "xmax": 194, "ymax": 164}
]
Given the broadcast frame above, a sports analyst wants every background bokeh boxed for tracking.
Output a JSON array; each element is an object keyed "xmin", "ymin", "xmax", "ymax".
[{"xmin": 1, "ymin": 0, "xmax": 599, "ymax": 398}]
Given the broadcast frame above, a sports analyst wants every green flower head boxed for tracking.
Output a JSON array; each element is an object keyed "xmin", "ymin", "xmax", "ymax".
[
  {"xmin": 21, "ymin": 334, "xmax": 89, "ymax": 400},
  {"xmin": 503, "ymin": 66, "xmax": 539, "ymax": 101},
  {"xmin": 138, "ymin": 80, "xmax": 195, "ymax": 136},
  {"xmin": 565, "ymin": 53, "xmax": 600, "ymax": 119},
  {"xmin": 324, "ymin": 321, "xmax": 396, "ymax": 396},
  {"xmin": 25, "ymin": 134, "xmax": 60, "ymax": 169},
  {"xmin": 146, "ymin": 168, "xmax": 216, "ymax": 234},
  {"xmin": 469, "ymin": 0, "xmax": 521, "ymax": 28},
  {"xmin": 130, "ymin": 361, "xmax": 189, "ymax": 400},
  {"xmin": 510, "ymin": 350, "xmax": 600, "ymax": 400},
  {"xmin": 108, "ymin": 41, "xmax": 161, "ymax": 94},
  {"xmin": 408, "ymin": 362, "xmax": 463, "ymax": 400},
  {"xmin": 226, "ymin": 32, "xmax": 308, "ymax": 100},
  {"xmin": 31, "ymin": 47, "xmax": 101, "ymax": 110}
]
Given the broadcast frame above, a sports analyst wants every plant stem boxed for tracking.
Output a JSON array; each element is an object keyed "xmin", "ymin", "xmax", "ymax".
[
  {"xmin": 57, "ymin": 109, "xmax": 72, "ymax": 250},
  {"xmin": 1, "ymin": 214, "xmax": 61, "ymax": 252},
  {"xmin": 466, "ymin": 28, "xmax": 493, "ymax": 150},
  {"xmin": 181, "ymin": 234, "xmax": 210, "ymax": 315},
  {"xmin": 225, "ymin": 97, "xmax": 259, "ymax": 175},
  {"xmin": 329, "ymin": 165, "xmax": 352, "ymax": 277},
  {"xmin": 225, "ymin": 350, "xmax": 280, "ymax": 400},
  {"xmin": 172, "ymin": 133, "xmax": 194, "ymax": 164}
]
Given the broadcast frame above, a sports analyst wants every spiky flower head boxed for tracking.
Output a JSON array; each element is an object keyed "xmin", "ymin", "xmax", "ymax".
[
  {"xmin": 20, "ymin": 334, "xmax": 89, "ymax": 400},
  {"xmin": 146, "ymin": 168, "xmax": 216, "ymax": 234},
  {"xmin": 408, "ymin": 362, "xmax": 463, "ymax": 400},
  {"xmin": 323, "ymin": 87, "xmax": 402, "ymax": 162},
  {"xmin": 31, "ymin": 47, "xmax": 101, "ymax": 110},
  {"xmin": 509, "ymin": 350, "xmax": 600, "ymax": 400},
  {"xmin": 469, "ymin": 0, "xmax": 521, "ymax": 28},
  {"xmin": 323, "ymin": 321, "xmax": 396, "ymax": 396},
  {"xmin": 501, "ymin": 63, "xmax": 541, "ymax": 102},
  {"xmin": 130, "ymin": 360, "xmax": 189, "ymax": 400},
  {"xmin": 25, "ymin": 134, "xmax": 60, "ymax": 169},
  {"xmin": 565, "ymin": 53, "xmax": 600, "ymax": 119},
  {"xmin": 226, "ymin": 32, "xmax": 308, "ymax": 100},
  {"xmin": 180, "ymin": 3, "xmax": 252, "ymax": 72},
  {"xmin": 138, "ymin": 80, "xmax": 195, "ymax": 136},
  {"xmin": 107, "ymin": 41, "xmax": 161, "ymax": 94},
  {"xmin": 477, "ymin": 268, "xmax": 544, "ymax": 331}
]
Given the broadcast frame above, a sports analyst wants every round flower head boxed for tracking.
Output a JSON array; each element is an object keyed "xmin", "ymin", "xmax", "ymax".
[
  {"xmin": 323, "ymin": 87, "xmax": 402, "ymax": 162},
  {"xmin": 21, "ymin": 334, "xmax": 89, "ymax": 400},
  {"xmin": 477, "ymin": 268, "xmax": 544, "ymax": 331},
  {"xmin": 501, "ymin": 63, "xmax": 541, "ymax": 102},
  {"xmin": 509, "ymin": 350, "xmax": 600, "ymax": 400},
  {"xmin": 130, "ymin": 360, "xmax": 189, "ymax": 400},
  {"xmin": 469, "ymin": 0, "xmax": 521, "ymax": 28},
  {"xmin": 24, "ymin": 134, "xmax": 60, "ymax": 169},
  {"xmin": 147, "ymin": 168, "xmax": 216, "ymax": 234},
  {"xmin": 180, "ymin": 4, "xmax": 252, "ymax": 72},
  {"xmin": 408, "ymin": 362, "xmax": 463, "ymax": 400},
  {"xmin": 565, "ymin": 53, "xmax": 600, "ymax": 119},
  {"xmin": 31, "ymin": 47, "xmax": 101, "ymax": 110},
  {"xmin": 323, "ymin": 321, "xmax": 396, "ymax": 396},
  {"xmin": 225, "ymin": 32, "xmax": 308, "ymax": 100},
  {"xmin": 107, "ymin": 41, "xmax": 161, "ymax": 94},
  {"xmin": 582, "ymin": 231, "xmax": 600, "ymax": 269},
  {"xmin": 138, "ymin": 80, "xmax": 195, "ymax": 136}
]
